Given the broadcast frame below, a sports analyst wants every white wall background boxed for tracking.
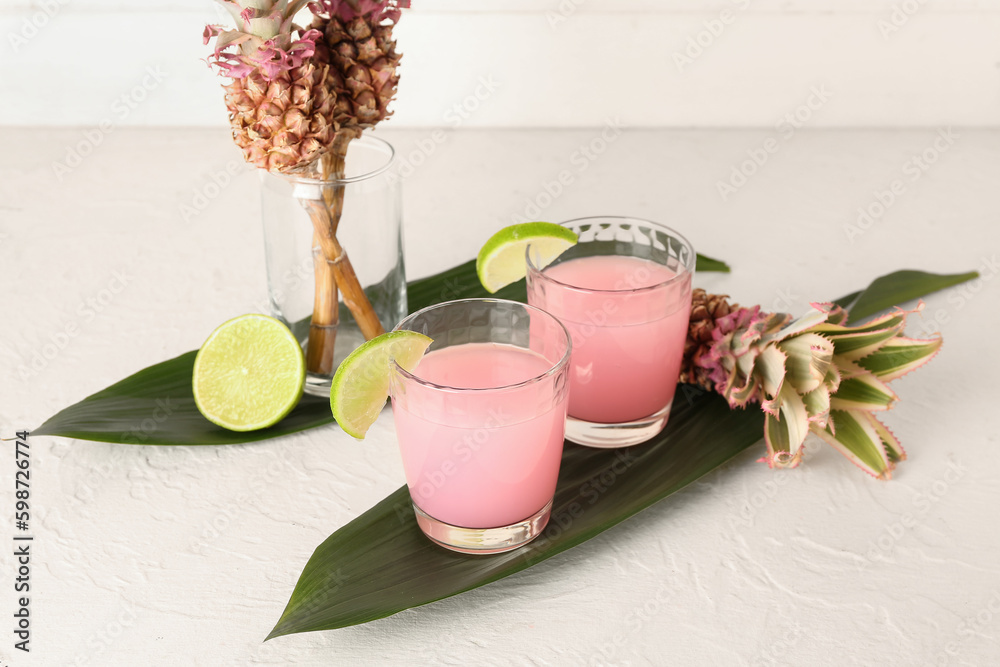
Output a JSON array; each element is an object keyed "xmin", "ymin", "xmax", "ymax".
[{"xmin": 2, "ymin": 0, "xmax": 999, "ymax": 128}]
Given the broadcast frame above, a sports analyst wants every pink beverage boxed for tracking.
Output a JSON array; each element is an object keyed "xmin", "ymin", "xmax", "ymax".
[
  {"xmin": 528, "ymin": 254, "xmax": 692, "ymax": 425},
  {"xmin": 391, "ymin": 342, "xmax": 569, "ymax": 529}
]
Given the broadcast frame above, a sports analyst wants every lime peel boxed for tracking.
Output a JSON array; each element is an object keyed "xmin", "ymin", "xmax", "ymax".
[
  {"xmin": 330, "ymin": 330, "xmax": 434, "ymax": 439},
  {"xmin": 476, "ymin": 222, "xmax": 578, "ymax": 293},
  {"xmin": 193, "ymin": 314, "xmax": 306, "ymax": 432}
]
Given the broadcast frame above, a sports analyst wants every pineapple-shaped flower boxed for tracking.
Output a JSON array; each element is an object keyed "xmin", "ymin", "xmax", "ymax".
[
  {"xmin": 309, "ymin": 0, "xmax": 409, "ymax": 135},
  {"xmin": 205, "ymin": 0, "xmax": 338, "ymax": 172},
  {"xmin": 202, "ymin": 0, "xmax": 411, "ymax": 378},
  {"xmin": 681, "ymin": 289, "xmax": 941, "ymax": 479}
]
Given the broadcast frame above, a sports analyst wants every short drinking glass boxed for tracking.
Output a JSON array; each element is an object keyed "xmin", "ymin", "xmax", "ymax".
[
  {"xmin": 390, "ymin": 298, "xmax": 572, "ymax": 554},
  {"xmin": 526, "ymin": 216, "xmax": 694, "ymax": 448}
]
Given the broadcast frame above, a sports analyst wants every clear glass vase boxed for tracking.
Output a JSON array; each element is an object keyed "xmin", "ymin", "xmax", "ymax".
[{"xmin": 260, "ymin": 136, "xmax": 406, "ymax": 396}]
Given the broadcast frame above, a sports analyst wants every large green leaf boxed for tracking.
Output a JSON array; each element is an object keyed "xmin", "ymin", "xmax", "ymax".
[
  {"xmin": 31, "ymin": 351, "xmax": 335, "ymax": 445},
  {"xmin": 845, "ymin": 269, "xmax": 978, "ymax": 323},
  {"xmin": 24, "ymin": 247, "xmax": 977, "ymax": 636},
  {"xmin": 694, "ymin": 253, "xmax": 731, "ymax": 273},
  {"xmin": 267, "ymin": 390, "xmax": 764, "ymax": 638},
  {"xmin": 268, "ymin": 264, "xmax": 979, "ymax": 637},
  {"xmin": 32, "ymin": 253, "xmax": 729, "ymax": 444},
  {"xmin": 32, "ymin": 262, "xmax": 972, "ymax": 445}
]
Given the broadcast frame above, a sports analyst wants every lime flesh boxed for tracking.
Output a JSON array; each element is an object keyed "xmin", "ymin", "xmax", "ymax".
[
  {"xmin": 476, "ymin": 222, "xmax": 578, "ymax": 293},
  {"xmin": 330, "ymin": 330, "xmax": 434, "ymax": 439},
  {"xmin": 193, "ymin": 314, "xmax": 306, "ymax": 431}
]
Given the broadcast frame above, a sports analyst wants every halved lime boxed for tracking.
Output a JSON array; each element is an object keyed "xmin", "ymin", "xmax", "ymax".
[
  {"xmin": 476, "ymin": 222, "xmax": 578, "ymax": 293},
  {"xmin": 330, "ymin": 330, "xmax": 433, "ymax": 439},
  {"xmin": 192, "ymin": 314, "xmax": 305, "ymax": 431}
]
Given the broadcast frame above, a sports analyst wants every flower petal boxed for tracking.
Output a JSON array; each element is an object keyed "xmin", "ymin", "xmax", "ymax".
[
  {"xmin": 777, "ymin": 333, "xmax": 834, "ymax": 394},
  {"xmin": 813, "ymin": 409, "xmax": 893, "ymax": 479},
  {"xmin": 857, "ymin": 335, "xmax": 942, "ymax": 382}
]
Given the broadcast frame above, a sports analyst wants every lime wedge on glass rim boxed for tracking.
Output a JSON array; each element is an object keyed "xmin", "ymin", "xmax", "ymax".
[
  {"xmin": 192, "ymin": 314, "xmax": 306, "ymax": 431},
  {"xmin": 476, "ymin": 222, "xmax": 578, "ymax": 293},
  {"xmin": 330, "ymin": 331, "xmax": 434, "ymax": 439}
]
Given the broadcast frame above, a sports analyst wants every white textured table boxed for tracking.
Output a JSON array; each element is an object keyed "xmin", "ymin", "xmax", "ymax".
[{"xmin": 2, "ymin": 127, "xmax": 999, "ymax": 666}]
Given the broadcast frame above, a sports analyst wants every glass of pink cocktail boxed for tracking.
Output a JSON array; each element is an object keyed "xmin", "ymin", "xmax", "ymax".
[
  {"xmin": 390, "ymin": 298, "xmax": 571, "ymax": 554},
  {"xmin": 526, "ymin": 216, "xmax": 694, "ymax": 448}
]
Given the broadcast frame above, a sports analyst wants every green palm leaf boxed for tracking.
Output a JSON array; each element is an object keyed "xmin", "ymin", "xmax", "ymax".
[
  {"xmin": 267, "ymin": 391, "xmax": 763, "ymax": 638},
  {"xmin": 268, "ymin": 266, "xmax": 978, "ymax": 637},
  {"xmin": 30, "ymin": 351, "xmax": 336, "ymax": 445},
  {"xmin": 21, "ymin": 248, "xmax": 976, "ymax": 636},
  {"xmin": 32, "ymin": 253, "xmax": 728, "ymax": 444},
  {"xmin": 844, "ymin": 269, "xmax": 978, "ymax": 323}
]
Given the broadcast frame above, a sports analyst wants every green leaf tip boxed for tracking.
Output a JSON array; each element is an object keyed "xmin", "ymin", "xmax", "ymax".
[
  {"xmin": 845, "ymin": 269, "xmax": 979, "ymax": 324},
  {"xmin": 266, "ymin": 392, "xmax": 764, "ymax": 637}
]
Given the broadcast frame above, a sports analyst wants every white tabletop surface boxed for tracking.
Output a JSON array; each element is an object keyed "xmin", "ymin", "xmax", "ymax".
[{"xmin": 1, "ymin": 127, "xmax": 999, "ymax": 666}]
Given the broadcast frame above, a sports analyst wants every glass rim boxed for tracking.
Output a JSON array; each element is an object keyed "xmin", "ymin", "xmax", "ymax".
[
  {"xmin": 263, "ymin": 135, "xmax": 395, "ymax": 185},
  {"xmin": 391, "ymin": 297, "xmax": 572, "ymax": 393},
  {"xmin": 525, "ymin": 215, "xmax": 696, "ymax": 295}
]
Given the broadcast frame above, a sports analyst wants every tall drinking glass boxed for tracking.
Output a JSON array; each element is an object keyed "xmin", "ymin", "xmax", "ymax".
[
  {"xmin": 390, "ymin": 299, "xmax": 572, "ymax": 554},
  {"xmin": 526, "ymin": 216, "xmax": 694, "ymax": 448}
]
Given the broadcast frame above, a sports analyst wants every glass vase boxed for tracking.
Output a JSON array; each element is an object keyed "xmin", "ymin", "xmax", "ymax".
[{"xmin": 260, "ymin": 135, "xmax": 406, "ymax": 396}]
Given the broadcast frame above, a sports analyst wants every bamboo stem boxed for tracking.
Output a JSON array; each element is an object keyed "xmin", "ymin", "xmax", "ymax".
[
  {"xmin": 303, "ymin": 200, "xmax": 385, "ymax": 340},
  {"xmin": 306, "ymin": 231, "xmax": 339, "ymax": 374},
  {"xmin": 302, "ymin": 132, "xmax": 385, "ymax": 375}
]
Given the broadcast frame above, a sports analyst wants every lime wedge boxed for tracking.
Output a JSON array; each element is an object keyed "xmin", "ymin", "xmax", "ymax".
[
  {"xmin": 192, "ymin": 314, "xmax": 305, "ymax": 431},
  {"xmin": 330, "ymin": 330, "xmax": 434, "ymax": 439},
  {"xmin": 476, "ymin": 222, "xmax": 578, "ymax": 293}
]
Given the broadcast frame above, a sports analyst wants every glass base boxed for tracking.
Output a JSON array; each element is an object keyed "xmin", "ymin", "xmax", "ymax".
[
  {"xmin": 564, "ymin": 403, "xmax": 671, "ymax": 448},
  {"xmin": 303, "ymin": 373, "xmax": 332, "ymax": 397},
  {"xmin": 412, "ymin": 500, "xmax": 552, "ymax": 555},
  {"xmin": 300, "ymin": 326, "xmax": 366, "ymax": 397}
]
